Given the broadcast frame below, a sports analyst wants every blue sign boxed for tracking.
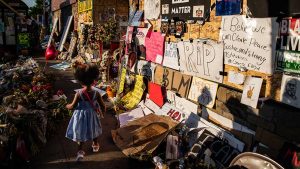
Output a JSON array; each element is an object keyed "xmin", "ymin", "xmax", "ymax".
[{"xmin": 216, "ymin": 0, "xmax": 241, "ymax": 16}]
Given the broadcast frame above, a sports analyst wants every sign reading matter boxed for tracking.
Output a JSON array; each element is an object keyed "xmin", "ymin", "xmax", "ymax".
[
  {"xmin": 220, "ymin": 16, "xmax": 278, "ymax": 74},
  {"xmin": 161, "ymin": 0, "xmax": 211, "ymax": 20},
  {"xmin": 178, "ymin": 40, "xmax": 224, "ymax": 83}
]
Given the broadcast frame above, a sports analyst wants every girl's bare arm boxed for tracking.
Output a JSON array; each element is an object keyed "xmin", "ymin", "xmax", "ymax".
[
  {"xmin": 97, "ymin": 92, "xmax": 106, "ymax": 113},
  {"xmin": 66, "ymin": 92, "xmax": 79, "ymax": 110}
]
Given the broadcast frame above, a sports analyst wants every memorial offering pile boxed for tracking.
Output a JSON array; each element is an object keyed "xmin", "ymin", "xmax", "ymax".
[{"xmin": 0, "ymin": 58, "xmax": 70, "ymax": 165}]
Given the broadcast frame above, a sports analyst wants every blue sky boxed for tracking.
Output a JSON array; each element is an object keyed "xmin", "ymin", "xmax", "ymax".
[{"xmin": 22, "ymin": 0, "xmax": 36, "ymax": 7}]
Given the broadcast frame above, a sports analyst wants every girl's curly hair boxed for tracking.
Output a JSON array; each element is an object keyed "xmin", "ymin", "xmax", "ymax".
[{"xmin": 74, "ymin": 63, "xmax": 99, "ymax": 86}]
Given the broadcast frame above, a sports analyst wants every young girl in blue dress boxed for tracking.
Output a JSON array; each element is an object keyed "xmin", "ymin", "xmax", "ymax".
[{"xmin": 65, "ymin": 63, "xmax": 106, "ymax": 161}]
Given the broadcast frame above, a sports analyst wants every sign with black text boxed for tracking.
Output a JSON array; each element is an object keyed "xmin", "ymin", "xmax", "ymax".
[{"xmin": 161, "ymin": 0, "xmax": 211, "ymax": 20}]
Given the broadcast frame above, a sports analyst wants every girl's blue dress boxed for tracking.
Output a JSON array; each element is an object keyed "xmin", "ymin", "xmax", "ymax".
[{"xmin": 66, "ymin": 88, "xmax": 102, "ymax": 142}]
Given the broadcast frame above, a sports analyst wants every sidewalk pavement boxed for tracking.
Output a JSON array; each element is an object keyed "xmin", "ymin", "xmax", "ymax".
[{"xmin": 32, "ymin": 58, "xmax": 153, "ymax": 169}]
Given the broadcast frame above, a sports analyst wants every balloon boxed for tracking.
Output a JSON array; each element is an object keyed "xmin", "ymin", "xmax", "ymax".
[{"xmin": 45, "ymin": 45, "xmax": 58, "ymax": 60}]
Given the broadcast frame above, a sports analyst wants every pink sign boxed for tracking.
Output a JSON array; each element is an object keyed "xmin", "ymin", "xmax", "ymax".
[{"xmin": 145, "ymin": 31, "xmax": 165, "ymax": 64}]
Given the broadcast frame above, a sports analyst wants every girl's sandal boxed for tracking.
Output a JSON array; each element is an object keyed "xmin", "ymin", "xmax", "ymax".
[{"xmin": 92, "ymin": 144, "xmax": 100, "ymax": 152}]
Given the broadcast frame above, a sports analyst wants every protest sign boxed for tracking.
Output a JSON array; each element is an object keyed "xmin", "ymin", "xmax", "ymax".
[
  {"xmin": 149, "ymin": 82, "xmax": 166, "ymax": 107},
  {"xmin": 178, "ymin": 40, "xmax": 224, "ymax": 83},
  {"xmin": 188, "ymin": 77, "xmax": 218, "ymax": 108},
  {"xmin": 131, "ymin": 60, "xmax": 156, "ymax": 81},
  {"xmin": 136, "ymin": 28, "xmax": 148, "ymax": 45},
  {"xmin": 174, "ymin": 95, "xmax": 198, "ymax": 115},
  {"xmin": 145, "ymin": 32, "xmax": 165, "ymax": 64},
  {"xmin": 163, "ymin": 42, "xmax": 180, "ymax": 70},
  {"xmin": 144, "ymin": 0, "xmax": 161, "ymax": 20},
  {"xmin": 164, "ymin": 68, "xmax": 192, "ymax": 98},
  {"xmin": 216, "ymin": 0, "xmax": 241, "ymax": 16},
  {"xmin": 121, "ymin": 75, "xmax": 146, "ymax": 109},
  {"xmin": 241, "ymin": 77, "xmax": 263, "ymax": 108},
  {"xmin": 280, "ymin": 74, "xmax": 300, "ymax": 109},
  {"xmin": 154, "ymin": 65, "xmax": 165, "ymax": 85},
  {"xmin": 131, "ymin": 11, "xmax": 143, "ymax": 26},
  {"xmin": 158, "ymin": 103, "xmax": 191, "ymax": 123},
  {"xmin": 275, "ymin": 50, "xmax": 300, "ymax": 74},
  {"xmin": 118, "ymin": 68, "xmax": 126, "ymax": 94},
  {"xmin": 161, "ymin": 0, "xmax": 211, "ymax": 20},
  {"xmin": 220, "ymin": 16, "xmax": 278, "ymax": 74}
]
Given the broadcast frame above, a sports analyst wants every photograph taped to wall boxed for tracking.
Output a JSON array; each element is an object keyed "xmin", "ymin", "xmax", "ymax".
[{"xmin": 280, "ymin": 74, "xmax": 300, "ymax": 109}]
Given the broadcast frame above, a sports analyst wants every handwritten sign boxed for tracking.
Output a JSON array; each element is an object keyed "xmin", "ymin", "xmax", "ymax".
[
  {"xmin": 144, "ymin": 0, "xmax": 161, "ymax": 20},
  {"xmin": 220, "ymin": 16, "xmax": 278, "ymax": 74},
  {"xmin": 136, "ymin": 28, "xmax": 149, "ymax": 45},
  {"xmin": 154, "ymin": 65, "xmax": 165, "ymax": 85},
  {"xmin": 216, "ymin": 0, "xmax": 241, "ymax": 16},
  {"xmin": 174, "ymin": 95, "xmax": 198, "ymax": 115},
  {"xmin": 241, "ymin": 77, "xmax": 263, "ymax": 108},
  {"xmin": 178, "ymin": 40, "xmax": 224, "ymax": 83},
  {"xmin": 188, "ymin": 77, "xmax": 218, "ymax": 108},
  {"xmin": 275, "ymin": 50, "xmax": 300, "ymax": 74},
  {"xmin": 166, "ymin": 90, "xmax": 176, "ymax": 105},
  {"xmin": 145, "ymin": 32, "xmax": 165, "ymax": 64},
  {"xmin": 280, "ymin": 74, "xmax": 300, "ymax": 109},
  {"xmin": 228, "ymin": 71, "xmax": 245, "ymax": 85},
  {"xmin": 161, "ymin": 0, "xmax": 211, "ymax": 20},
  {"xmin": 118, "ymin": 68, "xmax": 127, "ymax": 94},
  {"xmin": 164, "ymin": 68, "xmax": 192, "ymax": 98},
  {"xmin": 163, "ymin": 42, "xmax": 180, "ymax": 70},
  {"xmin": 144, "ymin": 98, "xmax": 162, "ymax": 114},
  {"xmin": 158, "ymin": 103, "xmax": 191, "ymax": 123},
  {"xmin": 121, "ymin": 75, "xmax": 146, "ymax": 109}
]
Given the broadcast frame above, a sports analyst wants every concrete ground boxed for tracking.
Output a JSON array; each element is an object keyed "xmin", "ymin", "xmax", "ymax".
[{"xmin": 32, "ymin": 58, "xmax": 153, "ymax": 169}]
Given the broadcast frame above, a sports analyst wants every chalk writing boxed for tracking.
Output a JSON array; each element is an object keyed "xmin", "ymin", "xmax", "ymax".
[
  {"xmin": 188, "ymin": 77, "xmax": 218, "ymax": 108},
  {"xmin": 220, "ymin": 16, "xmax": 278, "ymax": 74},
  {"xmin": 178, "ymin": 40, "xmax": 224, "ymax": 83}
]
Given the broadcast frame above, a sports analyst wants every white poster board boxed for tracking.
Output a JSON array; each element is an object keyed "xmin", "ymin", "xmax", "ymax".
[
  {"xmin": 188, "ymin": 77, "xmax": 218, "ymax": 108},
  {"xmin": 178, "ymin": 40, "xmax": 224, "ymax": 83},
  {"xmin": 144, "ymin": 0, "xmax": 161, "ymax": 20},
  {"xmin": 163, "ymin": 42, "xmax": 180, "ymax": 70},
  {"xmin": 58, "ymin": 15, "xmax": 74, "ymax": 51},
  {"xmin": 220, "ymin": 15, "xmax": 278, "ymax": 74},
  {"xmin": 158, "ymin": 103, "xmax": 191, "ymax": 123},
  {"xmin": 136, "ymin": 28, "xmax": 149, "ymax": 45},
  {"xmin": 174, "ymin": 95, "xmax": 198, "ymax": 115},
  {"xmin": 47, "ymin": 18, "xmax": 58, "ymax": 47},
  {"xmin": 241, "ymin": 76, "xmax": 263, "ymax": 108},
  {"xmin": 280, "ymin": 74, "xmax": 300, "ymax": 109}
]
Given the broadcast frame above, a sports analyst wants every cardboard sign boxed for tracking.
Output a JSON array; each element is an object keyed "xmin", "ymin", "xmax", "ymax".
[
  {"xmin": 166, "ymin": 135, "xmax": 179, "ymax": 160},
  {"xmin": 161, "ymin": 0, "xmax": 211, "ymax": 20},
  {"xmin": 145, "ymin": 32, "xmax": 165, "ymax": 64},
  {"xmin": 149, "ymin": 82, "xmax": 166, "ymax": 107},
  {"xmin": 145, "ymin": 98, "xmax": 162, "ymax": 114},
  {"xmin": 154, "ymin": 65, "xmax": 165, "ymax": 85},
  {"xmin": 275, "ymin": 50, "xmax": 300, "ymax": 74},
  {"xmin": 131, "ymin": 60, "xmax": 157, "ymax": 81},
  {"xmin": 118, "ymin": 68, "xmax": 126, "ymax": 94},
  {"xmin": 166, "ymin": 90, "xmax": 176, "ymax": 105},
  {"xmin": 121, "ymin": 75, "xmax": 146, "ymax": 109},
  {"xmin": 131, "ymin": 11, "xmax": 143, "ymax": 26},
  {"xmin": 112, "ymin": 114, "xmax": 178, "ymax": 157},
  {"xmin": 280, "ymin": 74, "xmax": 300, "ymax": 109},
  {"xmin": 58, "ymin": 15, "xmax": 74, "ymax": 52},
  {"xmin": 136, "ymin": 28, "xmax": 149, "ymax": 45},
  {"xmin": 158, "ymin": 103, "xmax": 191, "ymax": 123},
  {"xmin": 228, "ymin": 71, "xmax": 245, "ymax": 85},
  {"xmin": 144, "ymin": 0, "xmax": 161, "ymax": 20},
  {"xmin": 163, "ymin": 42, "xmax": 180, "ymax": 70},
  {"xmin": 220, "ymin": 16, "xmax": 278, "ymax": 74},
  {"xmin": 118, "ymin": 107, "xmax": 145, "ymax": 127},
  {"xmin": 199, "ymin": 21, "xmax": 221, "ymax": 41},
  {"xmin": 188, "ymin": 77, "xmax": 218, "ymax": 108},
  {"xmin": 216, "ymin": 0, "xmax": 241, "ymax": 16},
  {"xmin": 241, "ymin": 77, "xmax": 263, "ymax": 108},
  {"xmin": 178, "ymin": 40, "xmax": 224, "ymax": 83},
  {"xmin": 164, "ymin": 69, "xmax": 192, "ymax": 98},
  {"xmin": 189, "ymin": 24, "xmax": 200, "ymax": 39},
  {"xmin": 174, "ymin": 95, "xmax": 198, "ymax": 115}
]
